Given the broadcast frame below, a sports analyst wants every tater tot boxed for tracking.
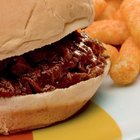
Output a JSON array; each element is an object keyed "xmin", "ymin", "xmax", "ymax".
[
  {"xmin": 98, "ymin": 0, "xmax": 122, "ymax": 20},
  {"xmin": 120, "ymin": 0, "xmax": 140, "ymax": 46},
  {"xmin": 85, "ymin": 20, "xmax": 129, "ymax": 45},
  {"xmin": 94, "ymin": 0, "xmax": 107, "ymax": 20},
  {"xmin": 103, "ymin": 43, "xmax": 119, "ymax": 65},
  {"xmin": 110, "ymin": 37, "xmax": 140, "ymax": 85},
  {"xmin": 113, "ymin": 9, "xmax": 123, "ymax": 21}
]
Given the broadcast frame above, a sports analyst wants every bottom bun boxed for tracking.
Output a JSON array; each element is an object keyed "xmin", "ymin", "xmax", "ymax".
[{"xmin": 0, "ymin": 60, "xmax": 110, "ymax": 135}]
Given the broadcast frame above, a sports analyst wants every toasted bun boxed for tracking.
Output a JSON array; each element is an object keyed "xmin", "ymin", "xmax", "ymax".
[
  {"xmin": 0, "ymin": 60, "xmax": 110, "ymax": 135},
  {"xmin": 0, "ymin": 0, "xmax": 94, "ymax": 61}
]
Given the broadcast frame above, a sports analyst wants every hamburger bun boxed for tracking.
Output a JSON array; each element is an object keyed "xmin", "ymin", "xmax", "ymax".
[
  {"xmin": 0, "ymin": 0, "xmax": 93, "ymax": 60},
  {"xmin": 0, "ymin": 60, "xmax": 110, "ymax": 135}
]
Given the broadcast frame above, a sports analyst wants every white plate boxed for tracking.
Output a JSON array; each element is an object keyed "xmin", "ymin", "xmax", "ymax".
[{"xmin": 94, "ymin": 76, "xmax": 140, "ymax": 140}]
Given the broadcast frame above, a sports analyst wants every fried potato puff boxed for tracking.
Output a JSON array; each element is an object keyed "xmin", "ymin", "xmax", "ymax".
[
  {"xmin": 110, "ymin": 37, "xmax": 140, "ymax": 85},
  {"xmin": 113, "ymin": 9, "xmax": 123, "ymax": 21},
  {"xmin": 120, "ymin": 0, "xmax": 140, "ymax": 46},
  {"xmin": 97, "ymin": 0, "xmax": 122, "ymax": 20},
  {"xmin": 86, "ymin": 20, "xmax": 129, "ymax": 45},
  {"xmin": 103, "ymin": 43, "xmax": 119, "ymax": 66},
  {"xmin": 93, "ymin": 0, "xmax": 107, "ymax": 20}
]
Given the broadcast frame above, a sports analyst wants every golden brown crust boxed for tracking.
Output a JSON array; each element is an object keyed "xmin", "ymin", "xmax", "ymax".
[
  {"xmin": 0, "ymin": 0, "xmax": 94, "ymax": 61},
  {"xmin": 0, "ymin": 60, "xmax": 110, "ymax": 135}
]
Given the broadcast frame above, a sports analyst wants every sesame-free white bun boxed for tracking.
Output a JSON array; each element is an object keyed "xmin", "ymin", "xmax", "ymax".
[
  {"xmin": 0, "ymin": 60, "xmax": 110, "ymax": 135},
  {"xmin": 0, "ymin": 0, "xmax": 94, "ymax": 61}
]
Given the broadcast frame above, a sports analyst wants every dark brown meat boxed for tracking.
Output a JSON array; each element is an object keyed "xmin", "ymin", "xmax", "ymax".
[
  {"xmin": 10, "ymin": 56, "xmax": 32, "ymax": 76},
  {"xmin": 0, "ymin": 31, "xmax": 107, "ymax": 97}
]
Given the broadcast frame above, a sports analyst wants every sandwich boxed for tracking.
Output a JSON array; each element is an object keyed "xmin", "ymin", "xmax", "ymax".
[{"xmin": 0, "ymin": 0, "xmax": 110, "ymax": 135}]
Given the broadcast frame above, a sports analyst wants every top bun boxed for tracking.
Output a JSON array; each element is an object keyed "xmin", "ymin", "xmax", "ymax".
[{"xmin": 0, "ymin": 0, "xmax": 94, "ymax": 61}]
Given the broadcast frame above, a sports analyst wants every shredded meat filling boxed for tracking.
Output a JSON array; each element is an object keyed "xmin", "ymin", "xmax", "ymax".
[{"xmin": 0, "ymin": 31, "xmax": 107, "ymax": 97}]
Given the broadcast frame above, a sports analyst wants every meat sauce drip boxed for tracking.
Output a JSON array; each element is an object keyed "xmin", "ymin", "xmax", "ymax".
[{"xmin": 0, "ymin": 31, "xmax": 107, "ymax": 97}]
